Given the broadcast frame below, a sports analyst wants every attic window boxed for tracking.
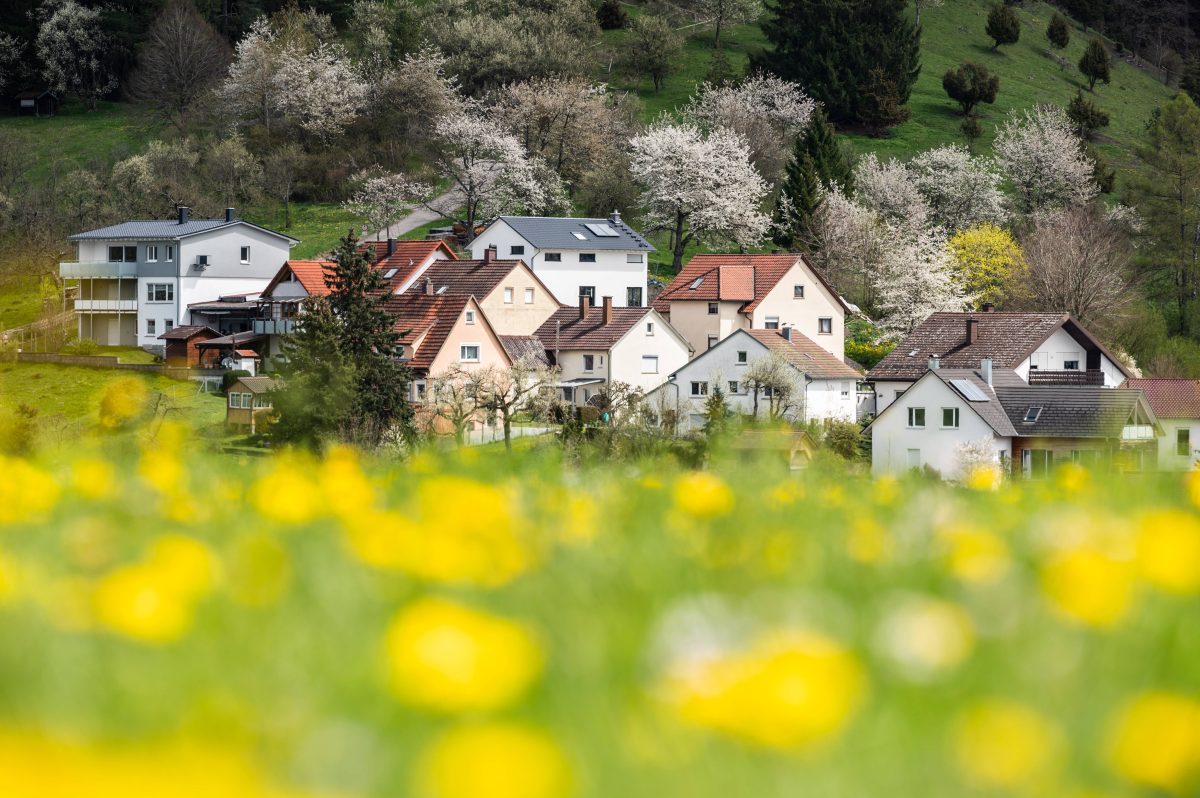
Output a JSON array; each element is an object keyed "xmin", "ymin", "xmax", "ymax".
[
  {"xmin": 689, "ymin": 277, "xmax": 704, "ymax": 290},
  {"xmin": 1023, "ymin": 406, "xmax": 1043, "ymax": 423},
  {"xmin": 383, "ymin": 268, "xmax": 398, "ymax": 279},
  {"xmin": 909, "ymin": 349, "xmax": 920, "ymax": 357},
  {"xmin": 436, "ymin": 285, "xmax": 447, "ymax": 294},
  {"xmin": 572, "ymin": 232, "xmax": 587, "ymax": 240}
]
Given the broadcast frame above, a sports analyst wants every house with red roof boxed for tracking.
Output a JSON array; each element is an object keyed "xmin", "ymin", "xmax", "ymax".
[
  {"xmin": 1123, "ymin": 378, "xmax": 1200, "ymax": 470},
  {"xmin": 653, "ymin": 253, "xmax": 850, "ymax": 361}
]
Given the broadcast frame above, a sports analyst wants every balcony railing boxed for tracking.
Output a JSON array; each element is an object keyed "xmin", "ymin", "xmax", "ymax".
[
  {"xmin": 60, "ymin": 262, "xmax": 138, "ymax": 279},
  {"xmin": 253, "ymin": 319, "xmax": 297, "ymax": 335},
  {"xmin": 1027, "ymin": 369, "xmax": 1105, "ymax": 386},
  {"xmin": 74, "ymin": 299, "xmax": 137, "ymax": 312}
]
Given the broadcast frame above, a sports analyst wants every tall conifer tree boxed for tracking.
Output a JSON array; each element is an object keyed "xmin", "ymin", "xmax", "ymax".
[{"xmin": 773, "ymin": 111, "xmax": 853, "ymax": 248}]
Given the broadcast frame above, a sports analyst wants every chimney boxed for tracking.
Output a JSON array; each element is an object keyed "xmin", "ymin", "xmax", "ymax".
[
  {"xmin": 178, "ymin": 206, "xmax": 190, "ymax": 225},
  {"xmin": 981, "ymin": 357, "xmax": 993, "ymax": 386},
  {"xmin": 424, "ymin": 277, "xmax": 433, "ymax": 296},
  {"xmin": 781, "ymin": 326, "xmax": 793, "ymax": 342},
  {"xmin": 982, "ymin": 302, "xmax": 995, "ymax": 313},
  {"xmin": 609, "ymin": 209, "xmax": 621, "ymax": 225},
  {"xmin": 484, "ymin": 244, "xmax": 497, "ymax": 264},
  {"xmin": 966, "ymin": 317, "xmax": 980, "ymax": 344},
  {"xmin": 579, "ymin": 294, "xmax": 590, "ymax": 320},
  {"xmin": 602, "ymin": 295, "xmax": 613, "ymax": 325},
  {"xmin": 386, "ymin": 238, "xmax": 396, "ymax": 257},
  {"xmin": 928, "ymin": 354, "xmax": 940, "ymax": 370},
  {"xmin": 225, "ymin": 207, "xmax": 235, "ymax": 223}
]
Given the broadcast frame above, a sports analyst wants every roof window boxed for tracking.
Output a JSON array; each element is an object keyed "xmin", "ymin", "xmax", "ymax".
[
  {"xmin": 383, "ymin": 268, "xmax": 398, "ymax": 279},
  {"xmin": 689, "ymin": 277, "xmax": 705, "ymax": 290},
  {"xmin": 1023, "ymin": 406, "xmax": 1043, "ymax": 423},
  {"xmin": 572, "ymin": 232, "xmax": 587, "ymax": 240}
]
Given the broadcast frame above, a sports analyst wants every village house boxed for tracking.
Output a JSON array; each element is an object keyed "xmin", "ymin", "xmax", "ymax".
[
  {"xmin": 225, "ymin": 375, "xmax": 280, "ymax": 434},
  {"xmin": 533, "ymin": 296, "xmax": 691, "ymax": 407},
  {"xmin": 653, "ymin": 253, "xmax": 850, "ymax": 361},
  {"xmin": 158, "ymin": 324, "xmax": 221, "ymax": 368},
  {"xmin": 60, "ymin": 207, "xmax": 297, "ymax": 351},
  {"xmin": 644, "ymin": 327, "xmax": 860, "ymax": 432},
  {"xmin": 867, "ymin": 311, "xmax": 1130, "ymax": 417},
  {"xmin": 1123, "ymin": 379, "xmax": 1200, "ymax": 470},
  {"xmin": 468, "ymin": 214, "xmax": 653, "ymax": 307}
]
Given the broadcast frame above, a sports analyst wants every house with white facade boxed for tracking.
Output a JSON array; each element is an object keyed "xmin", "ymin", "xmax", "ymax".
[
  {"xmin": 61, "ymin": 207, "xmax": 297, "ymax": 350},
  {"xmin": 1123, "ymin": 379, "xmax": 1200, "ymax": 470},
  {"xmin": 467, "ymin": 213, "xmax": 653, "ymax": 308},
  {"xmin": 533, "ymin": 297, "xmax": 691, "ymax": 407},
  {"xmin": 653, "ymin": 253, "xmax": 850, "ymax": 360},
  {"xmin": 644, "ymin": 327, "xmax": 860, "ymax": 432},
  {"xmin": 867, "ymin": 311, "xmax": 1130, "ymax": 417}
]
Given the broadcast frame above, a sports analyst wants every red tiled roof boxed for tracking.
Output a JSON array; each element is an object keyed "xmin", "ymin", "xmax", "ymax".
[
  {"xmin": 1123, "ymin": 378, "xmax": 1200, "ymax": 419},
  {"xmin": 718, "ymin": 265, "xmax": 755, "ymax": 301},
  {"xmin": 363, "ymin": 239, "xmax": 458, "ymax": 291},
  {"xmin": 234, "ymin": 349, "xmax": 259, "ymax": 357},
  {"xmin": 383, "ymin": 292, "xmax": 473, "ymax": 371},
  {"xmin": 745, "ymin": 329, "xmax": 861, "ymax": 380},
  {"xmin": 263, "ymin": 260, "xmax": 334, "ymax": 297},
  {"xmin": 654, "ymin": 253, "xmax": 847, "ymax": 314},
  {"xmin": 533, "ymin": 306, "xmax": 653, "ymax": 350}
]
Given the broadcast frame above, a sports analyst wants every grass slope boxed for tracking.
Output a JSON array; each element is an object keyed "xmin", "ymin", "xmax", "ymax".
[{"xmin": 0, "ymin": 100, "xmax": 161, "ymax": 181}]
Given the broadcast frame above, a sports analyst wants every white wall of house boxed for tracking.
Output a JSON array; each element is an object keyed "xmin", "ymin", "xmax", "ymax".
[
  {"xmin": 747, "ymin": 261, "xmax": 845, "ymax": 359},
  {"xmin": 667, "ymin": 300, "xmax": 746, "ymax": 357},
  {"xmin": 610, "ymin": 311, "xmax": 691, "ymax": 396},
  {"xmin": 873, "ymin": 379, "xmax": 917, "ymax": 415},
  {"xmin": 1014, "ymin": 327, "xmax": 1124, "ymax": 386},
  {"xmin": 468, "ymin": 221, "xmax": 648, "ymax": 307},
  {"xmin": 1155, "ymin": 418, "xmax": 1200, "ymax": 471},
  {"xmin": 805, "ymin": 378, "xmax": 857, "ymax": 422},
  {"xmin": 177, "ymin": 226, "xmax": 292, "ymax": 282},
  {"xmin": 870, "ymin": 374, "xmax": 1009, "ymax": 479}
]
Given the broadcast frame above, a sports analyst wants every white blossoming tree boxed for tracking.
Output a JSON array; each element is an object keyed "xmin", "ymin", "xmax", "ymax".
[
  {"xmin": 994, "ymin": 105, "xmax": 1098, "ymax": 214},
  {"xmin": 629, "ymin": 121, "xmax": 770, "ymax": 271},
  {"xmin": 909, "ymin": 146, "xmax": 1010, "ymax": 232},
  {"xmin": 873, "ymin": 226, "xmax": 972, "ymax": 338},
  {"xmin": 853, "ymin": 153, "xmax": 930, "ymax": 231},
  {"xmin": 344, "ymin": 171, "xmax": 417, "ymax": 240},
  {"xmin": 807, "ymin": 187, "xmax": 890, "ymax": 311},
  {"xmin": 273, "ymin": 41, "xmax": 367, "ymax": 142},
  {"xmin": 219, "ymin": 18, "xmax": 281, "ymax": 133},
  {"xmin": 35, "ymin": 0, "xmax": 118, "ymax": 110}
]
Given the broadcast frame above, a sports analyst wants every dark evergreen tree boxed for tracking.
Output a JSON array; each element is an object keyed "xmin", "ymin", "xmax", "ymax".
[
  {"xmin": 596, "ymin": 0, "xmax": 627, "ymax": 30},
  {"xmin": 772, "ymin": 110, "xmax": 853, "ymax": 248},
  {"xmin": 986, "ymin": 4, "xmax": 1020, "ymax": 50},
  {"xmin": 1067, "ymin": 89, "xmax": 1110, "ymax": 139},
  {"xmin": 942, "ymin": 62, "xmax": 1000, "ymax": 116},
  {"xmin": 1047, "ymin": 12, "xmax": 1070, "ymax": 50},
  {"xmin": 702, "ymin": 382, "xmax": 730, "ymax": 438},
  {"xmin": 751, "ymin": 0, "xmax": 920, "ymax": 128},
  {"xmin": 961, "ymin": 115, "xmax": 983, "ymax": 149},
  {"xmin": 705, "ymin": 47, "xmax": 735, "ymax": 85},
  {"xmin": 859, "ymin": 66, "xmax": 911, "ymax": 135},
  {"xmin": 1080, "ymin": 38, "xmax": 1111, "ymax": 91},
  {"xmin": 1086, "ymin": 145, "xmax": 1116, "ymax": 194}
]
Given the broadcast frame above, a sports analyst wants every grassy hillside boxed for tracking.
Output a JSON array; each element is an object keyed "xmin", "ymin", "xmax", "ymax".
[{"xmin": 0, "ymin": 100, "xmax": 160, "ymax": 181}]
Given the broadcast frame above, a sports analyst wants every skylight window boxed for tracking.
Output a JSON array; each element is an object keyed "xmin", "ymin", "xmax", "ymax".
[
  {"xmin": 1023, "ymin": 406, "xmax": 1043, "ymax": 422},
  {"xmin": 436, "ymin": 285, "xmax": 447, "ymax": 294},
  {"xmin": 689, "ymin": 277, "xmax": 705, "ymax": 290},
  {"xmin": 584, "ymin": 223, "xmax": 619, "ymax": 237},
  {"xmin": 950, "ymin": 379, "xmax": 989, "ymax": 402},
  {"xmin": 909, "ymin": 349, "xmax": 920, "ymax": 357},
  {"xmin": 383, "ymin": 268, "xmax": 398, "ymax": 279},
  {"xmin": 572, "ymin": 232, "xmax": 587, "ymax": 240}
]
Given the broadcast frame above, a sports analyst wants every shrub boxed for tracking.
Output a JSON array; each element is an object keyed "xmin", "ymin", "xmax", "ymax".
[
  {"xmin": 596, "ymin": 0, "xmax": 627, "ymax": 30},
  {"xmin": 1080, "ymin": 38, "xmax": 1111, "ymax": 91},
  {"xmin": 942, "ymin": 62, "xmax": 1000, "ymax": 116},
  {"xmin": 1067, "ymin": 90, "xmax": 1110, "ymax": 139},
  {"xmin": 61, "ymin": 338, "xmax": 101, "ymax": 356},
  {"xmin": 221, "ymin": 369, "xmax": 252, "ymax": 394},
  {"xmin": 986, "ymin": 4, "xmax": 1020, "ymax": 50},
  {"xmin": 1046, "ymin": 12, "xmax": 1070, "ymax": 50}
]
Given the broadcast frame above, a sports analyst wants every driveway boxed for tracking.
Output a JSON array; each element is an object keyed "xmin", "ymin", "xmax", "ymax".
[{"xmin": 371, "ymin": 188, "xmax": 462, "ymax": 241}]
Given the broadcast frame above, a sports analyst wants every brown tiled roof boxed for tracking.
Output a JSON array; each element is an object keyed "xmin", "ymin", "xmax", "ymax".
[
  {"xmin": 533, "ymin": 306, "xmax": 653, "ymax": 350},
  {"xmin": 1123, "ymin": 378, "xmax": 1200, "ymax": 419},
  {"xmin": 409, "ymin": 259, "xmax": 558, "ymax": 302},
  {"xmin": 745, "ymin": 329, "xmax": 861, "ymax": 380},
  {"xmin": 995, "ymin": 383, "xmax": 1157, "ymax": 439},
  {"xmin": 361, "ymin": 239, "xmax": 457, "ymax": 265},
  {"xmin": 158, "ymin": 325, "xmax": 219, "ymax": 341},
  {"xmin": 653, "ymin": 253, "xmax": 847, "ymax": 314},
  {"xmin": 500, "ymin": 336, "xmax": 549, "ymax": 366},
  {"xmin": 867, "ymin": 312, "xmax": 1130, "ymax": 381},
  {"xmin": 233, "ymin": 376, "xmax": 280, "ymax": 394},
  {"xmin": 383, "ymin": 293, "xmax": 472, "ymax": 371}
]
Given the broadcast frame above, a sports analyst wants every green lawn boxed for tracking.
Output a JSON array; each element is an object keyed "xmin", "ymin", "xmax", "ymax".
[
  {"xmin": 92, "ymin": 346, "xmax": 160, "ymax": 364},
  {"xmin": 242, "ymin": 202, "xmax": 362, "ymax": 260},
  {"xmin": 0, "ymin": 277, "xmax": 46, "ymax": 332},
  {"xmin": 0, "ymin": 100, "xmax": 161, "ymax": 180}
]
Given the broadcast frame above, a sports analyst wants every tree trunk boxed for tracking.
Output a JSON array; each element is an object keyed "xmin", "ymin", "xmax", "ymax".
[
  {"xmin": 502, "ymin": 408, "xmax": 513, "ymax": 452},
  {"xmin": 672, "ymin": 212, "xmax": 688, "ymax": 271},
  {"xmin": 284, "ymin": 193, "xmax": 292, "ymax": 229},
  {"xmin": 713, "ymin": 16, "xmax": 723, "ymax": 49}
]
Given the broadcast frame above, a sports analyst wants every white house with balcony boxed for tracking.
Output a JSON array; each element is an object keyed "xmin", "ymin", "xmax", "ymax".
[
  {"xmin": 467, "ymin": 213, "xmax": 653, "ymax": 308},
  {"xmin": 60, "ymin": 207, "xmax": 297, "ymax": 350}
]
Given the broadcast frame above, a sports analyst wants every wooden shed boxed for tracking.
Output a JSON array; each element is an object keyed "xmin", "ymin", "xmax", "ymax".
[
  {"xmin": 159, "ymin": 325, "xmax": 221, "ymax": 368},
  {"xmin": 12, "ymin": 90, "xmax": 58, "ymax": 117},
  {"xmin": 226, "ymin": 376, "xmax": 280, "ymax": 434}
]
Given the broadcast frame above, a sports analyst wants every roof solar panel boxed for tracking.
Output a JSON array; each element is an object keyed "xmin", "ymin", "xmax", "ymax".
[
  {"xmin": 584, "ymin": 223, "xmax": 619, "ymax": 237},
  {"xmin": 950, "ymin": 379, "xmax": 989, "ymax": 401}
]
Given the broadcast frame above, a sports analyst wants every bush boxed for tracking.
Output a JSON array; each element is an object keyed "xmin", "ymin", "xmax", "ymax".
[
  {"xmin": 61, "ymin": 338, "xmax": 101, "ymax": 356},
  {"xmin": 823, "ymin": 420, "xmax": 864, "ymax": 460},
  {"xmin": 986, "ymin": 4, "xmax": 1020, "ymax": 49},
  {"xmin": 1046, "ymin": 12, "xmax": 1070, "ymax": 49},
  {"xmin": 1067, "ymin": 90, "xmax": 1110, "ymax": 139},
  {"xmin": 942, "ymin": 62, "xmax": 1000, "ymax": 116},
  {"xmin": 221, "ymin": 369, "xmax": 252, "ymax": 394},
  {"xmin": 1080, "ymin": 38, "xmax": 1111, "ymax": 90},
  {"xmin": 596, "ymin": 0, "xmax": 627, "ymax": 30}
]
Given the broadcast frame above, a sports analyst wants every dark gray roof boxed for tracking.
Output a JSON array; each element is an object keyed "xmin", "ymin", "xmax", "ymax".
[
  {"xmin": 67, "ymin": 219, "xmax": 298, "ymax": 244},
  {"xmin": 930, "ymin": 368, "xmax": 1018, "ymax": 436},
  {"xmin": 499, "ymin": 335, "xmax": 549, "ymax": 366},
  {"xmin": 993, "ymin": 384, "xmax": 1157, "ymax": 438},
  {"xmin": 496, "ymin": 216, "xmax": 654, "ymax": 251}
]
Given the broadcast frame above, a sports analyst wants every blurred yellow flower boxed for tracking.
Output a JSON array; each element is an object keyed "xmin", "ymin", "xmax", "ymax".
[
  {"xmin": 1107, "ymin": 692, "xmax": 1200, "ymax": 793},
  {"xmin": 872, "ymin": 475, "xmax": 899, "ymax": 506},
  {"xmin": 965, "ymin": 465, "xmax": 1002, "ymax": 491},
  {"xmin": 953, "ymin": 700, "xmax": 1062, "ymax": 789},
  {"xmin": 384, "ymin": 597, "xmax": 543, "ymax": 713},
  {"xmin": 1041, "ymin": 547, "xmax": 1135, "ymax": 628},
  {"xmin": 1136, "ymin": 510, "xmax": 1200, "ymax": 595},
  {"xmin": 673, "ymin": 472, "xmax": 734, "ymax": 519},
  {"xmin": 94, "ymin": 563, "xmax": 193, "ymax": 644},
  {"xmin": 98, "ymin": 376, "xmax": 149, "ymax": 428},
  {"xmin": 320, "ymin": 446, "xmax": 376, "ymax": 518},
  {"xmin": 846, "ymin": 518, "xmax": 891, "ymax": 564},
  {"xmin": 0, "ymin": 548, "xmax": 18, "ymax": 604},
  {"xmin": 940, "ymin": 525, "xmax": 1010, "ymax": 584},
  {"xmin": 71, "ymin": 456, "xmax": 117, "ymax": 501},
  {"xmin": 249, "ymin": 458, "xmax": 323, "ymax": 525},
  {"xmin": 227, "ymin": 533, "xmax": 292, "ymax": 607},
  {"xmin": 138, "ymin": 448, "xmax": 185, "ymax": 495},
  {"xmin": 147, "ymin": 534, "xmax": 218, "ymax": 600},
  {"xmin": 0, "ymin": 457, "xmax": 59, "ymax": 525},
  {"xmin": 1055, "ymin": 462, "xmax": 1091, "ymax": 494},
  {"xmin": 877, "ymin": 596, "xmax": 974, "ymax": 677},
  {"xmin": 1187, "ymin": 469, "xmax": 1200, "ymax": 509},
  {"xmin": 559, "ymin": 494, "xmax": 599, "ymax": 544},
  {"xmin": 664, "ymin": 630, "xmax": 865, "ymax": 750},
  {"xmin": 415, "ymin": 723, "xmax": 572, "ymax": 798}
]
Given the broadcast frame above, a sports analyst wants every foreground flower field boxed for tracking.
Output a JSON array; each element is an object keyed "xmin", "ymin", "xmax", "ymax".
[{"xmin": 0, "ymin": 425, "xmax": 1198, "ymax": 798}]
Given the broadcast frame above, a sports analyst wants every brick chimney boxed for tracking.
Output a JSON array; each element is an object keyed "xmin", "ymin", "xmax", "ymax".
[
  {"xmin": 386, "ymin": 238, "xmax": 396, "ymax": 257},
  {"xmin": 178, "ymin": 206, "xmax": 190, "ymax": 225},
  {"xmin": 981, "ymin": 302, "xmax": 995, "ymax": 313},
  {"xmin": 424, "ymin": 277, "xmax": 434, "ymax": 295},
  {"xmin": 781, "ymin": 326, "xmax": 793, "ymax": 341},
  {"xmin": 966, "ymin": 318, "xmax": 980, "ymax": 344},
  {"xmin": 602, "ymin": 295, "xmax": 613, "ymax": 325},
  {"xmin": 225, "ymin": 207, "xmax": 235, "ymax": 223},
  {"xmin": 579, "ymin": 293, "xmax": 590, "ymax": 320},
  {"xmin": 484, "ymin": 244, "xmax": 497, "ymax": 264}
]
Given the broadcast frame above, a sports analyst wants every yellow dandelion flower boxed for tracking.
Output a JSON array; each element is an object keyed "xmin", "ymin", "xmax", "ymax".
[
  {"xmin": 98, "ymin": 376, "xmax": 149, "ymax": 428},
  {"xmin": 71, "ymin": 457, "xmax": 116, "ymax": 501},
  {"xmin": 953, "ymin": 700, "xmax": 1063, "ymax": 789},
  {"xmin": 1106, "ymin": 692, "xmax": 1200, "ymax": 793},
  {"xmin": 415, "ymin": 723, "xmax": 573, "ymax": 798},
  {"xmin": 664, "ymin": 630, "xmax": 865, "ymax": 750},
  {"xmin": 965, "ymin": 465, "xmax": 1002, "ymax": 491},
  {"xmin": 93, "ymin": 564, "xmax": 193, "ymax": 644},
  {"xmin": 766, "ymin": 480, "xmax": 804, "ymax": 509},
  {"xmin": 319, "ymin": 446, "xmax": 376, "ymax": 519},
  {"xmin": 0, "ymin": 457, "xmax": 59, "ymax": 526},
  {"xmin": 1055, "ymin": 462, "xmax": 1091, "ymax": 494},
  {"xmin": 672, "ymin": 472, "xmax": 734, "ymax": 519},
  {"xmin": 846, "ymin": 517, "xmax": 891, "ymax": 564},
  {"xmin": 138, "ymin": 449, "xmax": 185, "ymax": 495},
  {"xmin": 1136, "ymin": 510, "xmax": 1200, "ymax": 595},
  {"xmin": 249, "ymin": 458, "xmax": 323, "ymax": 525},
  {"xmin": 558, "ymin": 494, "xmax": 599, "ymax": 544},
  {"xmin": 1187, "ymin": 469, "xmax": 1200, "ymax": 509},
  {"xmin": 1041, "ymin": 546, "xmax": 1136, "ymax": 628},
  {"xmin": 384, "ymin": 597, "xmax": 544, "ymax": 713},
  {"xmin": 146, "ymin": 534, "xmax": 218, "ymax": 601},
  {"xmin": 940, "ymin": 525, "xmax": 1010, "ymax": 585}
]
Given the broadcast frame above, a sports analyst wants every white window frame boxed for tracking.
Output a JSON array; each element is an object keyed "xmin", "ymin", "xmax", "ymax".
[
  {"xmin": 736, "ymin": 350, "xmax": 748, "ymax": 364},
  {"xmin": 907, "ymin": 407, "xmax": 926, "ymax": 429},
  {"xmin": 707, "ymin": 335, "xmax": 718, "ymax": 350},
  {"xmin": 646, "ymin": 322, "xmax": 655, "ymax": 336},
  {"xmin": 544, "ymin": 252, "xmax": 562, "ymax": 262},
  {"xmin": 640, "ymin": 355, "xmax": 659, "ymax": 374},
  {"xmin": 707, "ymin": 302, "xmax": 719, "ymax": 315},
  {"xmin": 146, "ymin": 283, "xmax": 174, "ymax": 302},
  {"xmin": 146, "ymin": 245, "xmax": 159, "ymax": 262},
  {"xmin": 583, "ymin": 354, "xmax": 595, "ymax": 372},
  {"xmin": 690, "ymin": 381, "xmax": 708, "ymax": 397},
  {"xmin": 465, "ymin": 310, "xmax": 476, "ymax": 324},
  {"xmin": 146, "ymin": 318, "xmax": 156, "ymax": 335},
  {"xmin": 166, "ymin": 245, "xmax": 175, "ymax": 261},
  {"xmin": 503, "ymin": 288, "xmax": 514, "ymax": 304},
  {"xmin": 1063, "ymin": 359, "xmax": 1080, "ymax": 370},
  {"xmin": 164, "ymin": 319, "xmax": 174, "ymax": 333},
  {"xmin": 579, "ymin": 253, "xmax": 597, "ymax": 263},
  {"xmin": 941, "ymin": 407, "xmax": 960, "ymax": 429},
  {"xmin": 240, "ymin": 246, "xmax": 251, "ymax": 264},
  {"xmin": 524, "ymin": 287, "xmax": 534, "ymax": 304},
  {"xmin": 1177, "ymin": 427, "xmax": 1191, "ymax": 457},
  {"xmin": 728, "ymin": 381, "xmax": 739, "ymax": 394},
  {"xmin": 228, "ymin": 393, "xmax": 239, "ymax": 408},
  {"xmin": 765, "ymin": 316, "xmax": 780, "ymax": 330},
  {"xmin": 818, "ymin": 317, "xmax": 833, "ymax": 335},
  {"xmin": 794, "ymin": 284, "xmax": 805, "ymax": 298},
  {"xmin": 510, "ymin": 245, "xmax": 525, "ymax": 255},
  {"xmin": 626, "ymin": 253, "xmax": 644, "ymax": 263},
  {"xmin": 459, "ymin": 344, "xmax": 481, "ymax": 363}
]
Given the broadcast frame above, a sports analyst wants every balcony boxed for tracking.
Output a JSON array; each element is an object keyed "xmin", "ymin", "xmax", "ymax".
[
  {"xmin": 253, "ymin": 319, "xmax": 297, "ymax": 335},
  {"xmin": 74, "ymin": 299, "xmax": 137, "ymax": 312},
  {"xmin": 1027, "ymin": 369, "xmax": 1105, "ymax": 386},
  {"xmin": 60, "ymin": 262, "xmax": 138, "ymax": 279}
]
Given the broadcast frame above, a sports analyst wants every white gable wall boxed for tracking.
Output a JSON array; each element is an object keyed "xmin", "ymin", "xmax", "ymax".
[
  {"xmin": 1155, "ymin": 418, "xmax": 1200, "ymax": 471},
  {"xmin": 609, "ymin": 311, "xmax": 691, "ymax": 396},
  {"xmin": 1013, "ymin": 327, "xmax": 1123, "ymax": 386},
  {"xmin": 748, "ymin": 261, "xmax": 845, "ymax": 359}
]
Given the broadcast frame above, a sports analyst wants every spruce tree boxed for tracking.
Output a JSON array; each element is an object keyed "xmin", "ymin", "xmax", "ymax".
[
  {"xmin": 752, "ymin": 0, "xmax": 920, "ymax": 128},
  {"xmin": 986, "ymin": 4, "xmax": 1020, "ymax": 50},
  {"xmin": 1067, "ymin": 89, "xmax": 1110, "ymax": 139},
  {"xmin": 773, "ymin": 111, "xmax": 853, "ymax": 248},
  {"xmin": 1047, "ymin": 13, "xmax": 1070, "ymax": 50},
  {"xmin": 1079, "ymin": 38, "xmax": 1111, "ymax": 91}
]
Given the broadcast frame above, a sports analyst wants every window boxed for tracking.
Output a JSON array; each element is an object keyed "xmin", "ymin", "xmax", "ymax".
[
  {"xmin": 108, "ymin": 245, "xmax": 137, "ymax": 262},
  {"xmin": 146, "ymin": 319, "xmax": 156, "ymax": 335},
  {"xmin": 690, "ymin": 381, "xmax": 708, "ymax": 397},
  {"xmin": 627, "ymin": 253, "xmax": 644, "ymax": 263},
  {"xmin": 794, "ymin": 284, "xmax": 805, "ymax": 298},
  {"xmin": 1023, "ymin": 449, "xmax": 1053, "ymax": 478},
  {"xmin": 242, "ymin": 393, "xmax": 253, "ymax": 409},
  {"xmin": 146, "ymin": 245, "xmax": 159, "ymax": 262},
  {"xmin": 510, "ymin": 245, "xmax": 525, "ymax": 255},
  {"xmin": 579, "ymin": 253, "xmax": 596, "ymax": 263},
  {"xmin": 1063, "ymin": 360, "xmax": 1080, "ymax": 370},
  {"xmin": 383, "ymin": 268, "xmax": 398, "ymax": 279},
  {"xmin": 544, "ymin": 252, "xmax": 562, "ymax": 262},
  {"xmin": 765, "ymin": 316, "xmax": 780, "ymax": 330},
  {"xmin": 465, "ymin": 310, "xmax": 476, "ymax": 324},
  {"xmin": 524, "ymin": 288, "xmax": 534, "ymax": 304},
  {"xmin": 841, "ymin": 389, "xmax": 850, "ymax": 398},
  {"xmin": 414, "ymin": 381, "xmax": 427, "ymax": 401},
  {"xmin": 460, "ymin": 344, "xmax": 480, "ymax": 362},
  {"xmin": 646, "ymin": 322, "xmax": 655, "ymax": 335},
  {"xmin": 907, "ymin": 407, "xmax": 926, "ymax": 428},
  {"xmin": 197, "ymin": 255, "xmax": 209, "ymax": 268},
  {"xmin": 737, "ymin": 350, "xmax": 748, "ymax": 364},
  {"xmin": 254, "ymin": 395, "xmax": 270, "ymax": 409},
  {"xmin": 818, "ymin": 317, "xmax": 833, "ymax": 335},
  {"xmin": 583, "ymin": 354, "xmax": 595, "ymax": 371},
  {"xmin": 146, "ymin": 283, "xmax": 173, "ymax": 302},
  {"xmin": 707, "ymin": 302, "xmax": 718, "ymax": 315},
  {"xmin": 503, "ymin": 288, "xmax": 514, "ymax": 304},
  {"xmin": 1023, "ymin": 406, "xmax": 1043, "ymax": 423},
  {"xmin": 166, "ymin": 246, "xmax": 174, "ymax": 261},
  {"xmin": 164, "ymin": 319, "xmax": 174, "ymax": 333},
  {"xmin": 228, "ymin": 393, "xmax": 240, "ymax": 409},
  {"xmin": 707, "ymin": 335, "xmax": 718, "ymax": 350},
  {"xmin": 1178, "ymin": 428, "xmax": 1191, "ymax": 457},
  {"xmin": 627, "ymin": 287, "xmax": 643, "ymax": 306},
  {"xmin": 240, "ymin": 246, "xmax": 250, "ymax": 263},
  {"xmin": 579, "ymin": 286, "xmax": 595, "ymax": 305},
  {"xmin": 728, "ymin": 381, "xmax": 739, "ymax": 394},
  {"xmin": 641, "ymin": 355, "xmax": 658, "ymax": 374},
  {"xmin": 942, "ymin": 407, "xmax": 960, "ymax": 428}
]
